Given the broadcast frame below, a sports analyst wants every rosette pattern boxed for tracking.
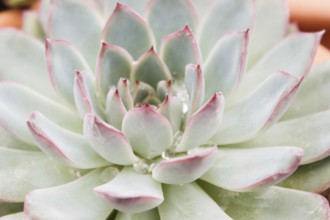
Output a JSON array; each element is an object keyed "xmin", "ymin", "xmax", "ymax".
[{"xmin": 0, "ymin": 0, "xmax": 329, "ymax": 219}]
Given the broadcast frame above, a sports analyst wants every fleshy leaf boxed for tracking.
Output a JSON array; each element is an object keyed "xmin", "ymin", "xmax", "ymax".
[
  {"xmin": 198, "ymin": 0, "xmax": 254, "ymax": 57},
  {"xmin": 25, "ymin": 169, "xmax": 112, "ymax": 220},
  {"xmin": 27, "ymin": 112, "xmax": 108, "ymax": 169},
  {"xmin": 177, "ymin": 93, "xmax": 224, "ymax": 151},
  {"xmin": 84, "ymin": 114, "xmax": 138, "ymax": 165},
  {"xmin": 102, "ymin": 3, "xmax": 155, "ymax": 60},
  {"xmin": 283, "ymin": 62, "xmax": 330, "ymax": 119},
  {"xmin": 185, "ymin": 64, "xmax": 205, "ymax": 115},
  {"xmin": 190, "ymin": 0, "xmax": 214, "ymax": 19},
  {"xmin": 152, "ymin": 146, "xmax": 217, "ymax": 184},
  {"xmin": 96, "ymin": 42, "xmax": 133, "ymax": 99},
  {"xmin": 0, "ymin": 126, "xmax": 36, "ymax": 151},
  {"xmin": 145, "ymin": 0, "xmax": 197, "ymax": 45},
  {"xmin": 122, "ymin": 104, "xmax": 173, "ymax": 159},
  {"xmin": 157, "ymin": 80, "xmax": 172, "ymax": 101},
  {"xmin": 0, "ymin": 148, "xmax": 77, "ymax": 202},
  {"xmin": 240, "ymin": 110, "xmax": 330, "ymax": 164},
  {"xmin": 201, "ymin": 147, "xmax": 303, "ymax": 192},
  {"xmin": 95, "ymin": 167, "xmax": 163, "ymax": 213},
  {"xmin": 131, "ymin": 47, "xmax": 171, "ymax": 89},
  {"xmin": 204, "ymin": 31, "xmax": 248, "ymax": 99},
  {"xmin": 48, "ymin": 0, "xmax": 103, "ymax": 68},
  {"xmin": 0, "ymin": 82, "xmax": 81, "ymax": 144},
  {"xmin": 157, "ymin": 96, "xmax": 182, "ymax": 133},
  {"xmin": 105, "ymin": 88, "xmax": 127, "ymax": 130},
  {"xmin": 95, "ymin": 0, "xmax": 149, "ymax": 18},
  {"xmin": 160, "ymin": 25, "xmax": 202, "ymax": 80},
  {"xmin": 115, "ymin": 209, "xmax": 160, "ymax": 220},
  {"xmin": 73, "ymin": 71, "xmax": 104, "ymax": 118},
  {"xmin": 158, "ymin": 183, "xmax": 232, "ymax": 220},
  {"xmin": 211, "ymin": 71, "xmax": 301, "ymax": 145},
  {"xmin": 117, "ymin": 78, "xmax": 134, "ymax": 110},
  {"xmin": 133, "ymin": 80, "xmax": 156, "ymax": 104},
  {"xmin": 234, "ymin": 31, "xmax": 323, "ymax": 99},
  {"xmin": 248, "ymin": 0, "xmax": 288, "ymax": 66},
  {"xmin": 0, "ymin": 29, "xmax": 54, "ymax": 97},
  {"xmin": 46, "ymin": 39, "xmax": 91, "ymax": 103},
  {"xmin": 279, "ymin": 156, "xmax": 330, "ymax": 193},
  {"xmin": 201, "ymin": 183, "xmax": 330, "ymax": 220}
]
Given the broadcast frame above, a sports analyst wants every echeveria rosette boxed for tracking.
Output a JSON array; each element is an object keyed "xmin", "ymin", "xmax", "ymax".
[{"xmin": 0, "ymin": 0, "xmax": 329, "ymax": 219}]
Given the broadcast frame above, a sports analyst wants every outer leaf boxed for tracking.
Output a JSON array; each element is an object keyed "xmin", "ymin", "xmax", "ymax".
[
  {"xmin": 48, "ymin": 0, "xmax": 103, "ymax": 68},
  {"xmin": 102, "ymin": 3, "xmax": 155, "ymax": 60},
  {"xmin": 46, "ymin": 39, "xmax": 91, "ymax": 103},
  {"xmin": 145, "ymin": 0, "xmax": 198, "ymax": 45},
  {"xmin": 122, "ymin": 104, "xmax": 173, "ymax": 159},
  {"xmin": 201, "ymin": 147, "xmax": 303, "ymax": 192},
  {"xmin": 201, "ymin": 183, "xmax": 330, "ymax": 220},
  {"xmin": 0, "ymin": 82, "xmax": 81, "ymax": 144},
  {"xmin": 185, "ymin": 64, "xmax": 205, "ymax": 115},
  {"xmin": 160, "ymin": 25, "xmax": 202, "ymax": 80},
  {"xmin": 96, "ymin": 42, "xmax": 133, "ymax": 98},
  {"xmin": 0, "ymin": 126, "xmax": 36, "ymax": 151},
  {"xmin": 115, "ymin": 209, "xmax": 160, "ymax": 220},
  {"xmin": 211, "ymin": 71, "xmax": 301, "ymax": 145},
  {"xmin": 279, "ymin": 156, "xmax": 330, "ymax": 193},
  {"xmin": 248, "ymin": 0, "xmax": 289, "ymax": 66},
  {"xmin": 0, "ymin": 148, "xmax": 77, "ymax": 202},
  {"xmin": 177, "ymin": 93, "xmax": 224, "ymax": 151},
  {"xmin": 157, "ymin": 96, "xmax": 182, "ymax": 133},
  {"xmin": 159, "ymin": 183, "xmax": 232, "ymax": 220},
  {"xmin": 25, "ymin": 169, "xmax": 112, "ymax": 220},
  {"xmin": 204, "ymin": 31, "xmax": 248, "ymax": 99},
  {"xmin": 131, "ymin": 47, "xmax": 171, "ymax": 89},
  {"xmin": 105, "ymin": 88, "xmax": 127, "ymax": 130},
  {"xmin": 240, "ymin": 110, "xmax": 330, "ymax": 164},
  {"xmin": 0, "ymin": 29, "xmax": 54, "ymax": 97},
  {"xmin": 27, "ymin": 112, "xmax": 108, "ymax": 169},
  {"xmin": 283, "ymin": 62, "xmax": 330, "ymax": 119},
  {"xmin": 152, "ymin": 146, "xmax": 217, "ymax": 184},
  {"xmin": 73, "ymin": 71, "xmax": 104, "ymax": 118},
  {"xmin": 235, "ymin": 31, "xmax": 322, "ymax": 99},
  {"xmin": 95, "ymin": 167, "xmax": 163, "ymax": 213},
  {"xmin": 84, "ymin": 114, "xmax": 138, "ymax": 165},
  {"xmin": 198, "ymin": 0, "xmax": 254, "ymax": 57}
]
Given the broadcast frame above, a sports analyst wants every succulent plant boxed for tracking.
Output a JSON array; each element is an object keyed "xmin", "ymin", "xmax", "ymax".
[{"xmin": 0, "ymin": 0, "xmax": 330, "ymax": 219}]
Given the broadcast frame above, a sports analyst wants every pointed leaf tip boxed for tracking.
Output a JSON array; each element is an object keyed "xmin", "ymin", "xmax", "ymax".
[
  {"xmin": 102, "ymin": 2, "xmax": 155, "ymax": 59},
  {"xmin": 201, "ymin": 147, "xmax": 304, "ymax": 192},
  {"xmin": 178, "ymin": 92, "xmax": 225, "ymax": 151},
  {"xmin": 152, "ymin": 146, "xmax": 218, "ymax": 184},
  {"xmin": 28, "ymin": 111, "xmax": 107, "ymax": 169},
  {"xmin": 132, "ymin": 47, "xmax": 171, "ymax": 89},
  {"xmin": 122, "ymin": 104, "xmax": 173, "ymax": 159},
  {"xmin": 84, "ymin": 114, "xmax": 138, "ymax": 165},
  {"xmin": 160, "ymin": 25, "xmax": 202, "ymax": 80},
  {"xmin": 94, "ymin": 168, "xmax": 163, "ymax": 213}
]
